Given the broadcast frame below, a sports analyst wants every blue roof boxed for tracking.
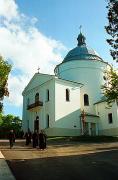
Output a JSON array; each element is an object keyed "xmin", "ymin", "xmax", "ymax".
[
  {"xmin": 63, "ymin": 45, "xmax": 103, "ymax": 62},
  {"xmin": 63, "ymin": 32, "xmax": 103, "ymax": 63}
]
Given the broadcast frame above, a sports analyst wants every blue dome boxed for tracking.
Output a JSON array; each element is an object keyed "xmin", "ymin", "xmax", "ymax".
[
  {"xmin": 63, "ymin": 45, "xmax": 103, "ymax": 62},
  {"xmin": 63, "ymin": 32, "xmax": 103, "ymax": 63}
]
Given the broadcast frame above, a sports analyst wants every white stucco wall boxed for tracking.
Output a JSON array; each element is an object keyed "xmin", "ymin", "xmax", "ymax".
[
  {"xmin": 22, "ymin": 74, "xmax": 82, "ymax": 134},
  {"xmin": 42, "ymin": 79, "xmax": 55, "ymax": 129},
  {"xmin": 22, "ymin": 66, "xmax": 118, "ymax": 137},
  {"xmin": 55, "ymin": 60, "xmax": 108, "ymax": 114},
  {"xmin": 95, "ymin": 101, "xmax": 118, "ymax": 132},
  {"xmin": 54, "ymin": 79, "xmax": 81, "ymax": 129},
  {"xmin": 22, "ymin": 74, "xmax": 55, "ymax": 132}
]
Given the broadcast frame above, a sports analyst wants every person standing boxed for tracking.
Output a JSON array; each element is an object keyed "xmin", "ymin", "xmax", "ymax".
[
  {"xmin": 32, "ymin": 130, "xmax": 38, "ymax": 148},
  {"xmin": 38, "ymin": 130, "xmax": 47, "ymax": 150},
  {"xmin": 43, "ymin": 131, "xmax": 47, "ymax": 149},
  {"xmin": 28, "ymin": 129, "xmax": 32, "ymax": 144},
  {"xmin": 25, "ymin": 131, "xmax": 31, "ymax": 145},
  {"xmin": 8, "ymin": 130, "xmax": 15, "ymax": 149},
  {"xmin": 25, "ymin": 129, "xmax": 32, "ymax": 145}
]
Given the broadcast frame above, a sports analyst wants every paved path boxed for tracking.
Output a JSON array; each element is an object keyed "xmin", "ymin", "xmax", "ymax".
[
  {"xmin": 1, "ymin": 140, "xmax": 118, "ymax": 180},
  {"xmin": 0, "ymin": 151, "xmax": 15, "ymax": 180}
]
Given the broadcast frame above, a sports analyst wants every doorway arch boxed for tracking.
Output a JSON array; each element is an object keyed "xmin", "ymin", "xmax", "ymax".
[{"xmin": 34, "ymin": 116, "xmax": 39, "ymax": 132}]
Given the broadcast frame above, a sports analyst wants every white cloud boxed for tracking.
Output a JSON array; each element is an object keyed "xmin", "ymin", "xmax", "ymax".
[
  {"xmin": 0, "ymin": 0, "xmax": 66, "ymax": 107},
  {"xmin": 6, "ymin": 74, "xmax": 28, "ymax": 106},
  {"xmin": 0, "ymin": 0, "xmax": 19, "ymax": 21}
]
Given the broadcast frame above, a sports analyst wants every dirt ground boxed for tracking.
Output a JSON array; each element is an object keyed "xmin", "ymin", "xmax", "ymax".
[{"xmin": 1, "ymin": 139, "xmax": 118, "ymax": 180}]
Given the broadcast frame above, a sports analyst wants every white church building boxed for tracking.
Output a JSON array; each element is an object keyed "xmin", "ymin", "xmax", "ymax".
[{"xmin": 22, "ymin": 32, "xmax": 118, "ymax": 136}]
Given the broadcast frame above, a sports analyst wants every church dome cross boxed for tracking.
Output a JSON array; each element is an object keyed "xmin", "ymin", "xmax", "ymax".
[{"xmin": 77, "ymin": 26, "xmax": 86, "ymax": 46}]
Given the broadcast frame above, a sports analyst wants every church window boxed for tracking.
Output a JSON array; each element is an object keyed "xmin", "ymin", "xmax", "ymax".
[
  {"xmin": 35, "ymin": 93, "xmax": 39, "ymax": 103},
  {"xmin": 66, "ymin": 89, "xmax": 70, "ymax": 101},
  {"xmin": 108, "ymin": 113, "xmax": 113, "ymax": 124},
  {"xmin": 46, "ymin": 114, "xmax": 49, "ymax": 128},
  {"xmin": 84, "ymin": 94, "xmax": 89, "ymax": 106},
  {"xmin": 27, "ymin": 120, "xmax": 29, "ymax": 130},
  {"xmin": 116, "ymin": 101, "xmax": 118, "ymax": 106},
  {"xmin": 27, "ymin": 98, "xmax": 30, "ymax": 106},
  {"xmin": 46, "ymin": 89, "xmax": 50, "ymax": 101}
]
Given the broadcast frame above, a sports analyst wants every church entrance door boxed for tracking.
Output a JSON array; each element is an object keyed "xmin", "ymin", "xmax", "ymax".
[
  {"xmin": 91, "ymin": 123, "xmax": 96, "ymax": 136},
  {"xmin": 34, "ymin": 116, "xmax": 39, "ymax": 132},
  {"xmin": 83, "ymin": 122, "xmax": 89, "ymax": 135}
]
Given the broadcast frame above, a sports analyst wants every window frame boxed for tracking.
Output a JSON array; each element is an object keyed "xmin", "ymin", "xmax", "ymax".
[
  {"xmin": 108, "ymin": 113, "xmax": 113, "ymax": 124},
  {"xmin": 46, "ymin": 114, "xmax": 49, "ymax": 128},
  {"xmin": 27, "ymin": 98, "xmax": 30, "ymax": 106},
  {"xmin": 66, "ymin": 88, "xmax": 70, "ymax": 102},
  {"xmin": 84, "ymin": 94, "xmax": 89, "ymax": 106},
  {"xmin": 46, "ymin": 89, "xmax": 50, "ymax": 101},
  {"xmin": 35, "ymin": 93, "xmax": 39, "ymax": 103}
]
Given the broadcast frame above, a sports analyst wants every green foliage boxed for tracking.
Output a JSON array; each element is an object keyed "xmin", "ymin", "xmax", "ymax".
[
  {"xmin": 0, "ymin": 56, "xmax": 12, "ymax": 112},
  {"xmin": 0, "ymin": 114, "xmax": 22, "ymax": 138},
  {"xmin": 102, "ymin": 67, "xmax": 118, "ymax": 103},
  {"xmin": 0, "ymin": 113, "xmax": 3, "ymax": 125},
  {"xmin": 105, "ymin": 0, "xmax": 118, "ymax": 62}
]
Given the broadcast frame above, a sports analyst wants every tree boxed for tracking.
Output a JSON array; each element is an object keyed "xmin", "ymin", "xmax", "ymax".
[
  {"xmin": 102, "ymin": 67, "xmax": 118, "ymax": 104},
  {"xmin": 0, "ymin": 114, "xmax": 22, "ymax": 138},
  {"xmin": 0, "ymin": 56, "xmax": 11, "ymax": 112},
  {"xmin": 0, "ymin": 112, "xmax": 3, "ymax": 125},
  {"xmin": 105, "ymin": 0, "xmax": 118, "ymax": 62}
]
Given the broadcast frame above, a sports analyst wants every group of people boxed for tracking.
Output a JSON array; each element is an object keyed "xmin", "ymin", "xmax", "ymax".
[
  {"xmin": 8, "ymin": 129, "xmax": 47, "ymax": 150},
  {"xmin": 25, "ymin": 129, "xmax": 47, "ymax": 150}
]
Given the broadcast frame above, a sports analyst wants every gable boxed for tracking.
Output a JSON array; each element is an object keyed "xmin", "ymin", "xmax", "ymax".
[{"xmin": 22, "ymin": 73, "xmax": 54, "ymax": 95}]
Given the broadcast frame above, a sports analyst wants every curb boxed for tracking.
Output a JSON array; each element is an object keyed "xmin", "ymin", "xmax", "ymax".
[{"xmin": 0, "ymin": 151, "xmax": 15, "ymax": 180}]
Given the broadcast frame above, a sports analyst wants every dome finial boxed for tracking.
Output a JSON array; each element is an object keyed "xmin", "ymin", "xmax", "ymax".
[
  {"xmin": 77, "ymin": 26, "xmax": 86, "ymax": 46},
  {"xmin": 79, "ymin": 25, "xmax": 82, "ymax": 33}
]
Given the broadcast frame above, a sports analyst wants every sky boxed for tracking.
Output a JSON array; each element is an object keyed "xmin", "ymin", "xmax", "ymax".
[{"xmin": 0, "ymin": 0, "xmax": 117, "ymax": 119}]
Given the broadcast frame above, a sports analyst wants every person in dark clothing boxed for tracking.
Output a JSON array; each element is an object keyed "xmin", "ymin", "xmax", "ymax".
[
  {"xmin": 25, "ymin": 131, "xmax": 32, "ymax": 145},
  {"xmin": 27, "ymin": 128, "xmax": 32, "ymax": 143},
  {"xmin": 43, "ymin": 131, "xmax": 47, "ymax": 149},
  {"xmin": 32, "ymin": 130, "xmax": 38, "ymax": 148},
  {"xmin": 8, "ymin": 130, "xmax": 15, "ymax": 149},
  {"xmin": 20, "ymin": 130, "xmax": 24, "ymax": 139},
  {"xmin": 38, "ymin": 130, "xmax": 47, "ymax": 150}
]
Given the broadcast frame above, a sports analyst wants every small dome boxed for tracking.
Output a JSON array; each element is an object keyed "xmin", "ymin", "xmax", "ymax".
[{"xmin": 63, "ymin": 32, "xmax": 103, "ymax": 63}]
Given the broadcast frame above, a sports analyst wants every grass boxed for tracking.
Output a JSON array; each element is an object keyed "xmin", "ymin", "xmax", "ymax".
[
  {"xmin": 47, "ymin": 135, "xmax": 118, "ymax": 143},
  {"xmin": 47, "ymin": 136, "xmax": 69, "ymax": 141}
]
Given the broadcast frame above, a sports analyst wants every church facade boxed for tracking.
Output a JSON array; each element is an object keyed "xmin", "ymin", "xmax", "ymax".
[{"xmin": 22, "ymin": 32, "xmax": 118, "ymax": 136}]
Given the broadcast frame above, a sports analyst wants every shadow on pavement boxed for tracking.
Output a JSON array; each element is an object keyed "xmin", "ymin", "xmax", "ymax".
[{"xmin": 6, "ymin": 149, "xmax": 118, "ymax": 180}]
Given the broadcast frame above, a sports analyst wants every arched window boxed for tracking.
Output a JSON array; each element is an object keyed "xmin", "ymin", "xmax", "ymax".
[
  {"xmin": 27, "ymin": 120, "xmax": 29, "ymax": 130},
  {"xmin": 66, "ymin": 89, "xmax": 70, "ymax": 101},
  {"xmin": 108, "ymin": 113, "xmax": 113, "ymax": 124},
  {"xmin": 36, "ymin": 116, "xmax": 39, "ymax": 121},
  {"xmin": 35, "ymin": 93, "xmax": 39, "ymax": 103},
  {"xmin": 27, "ymin": 98, "xmax": 30, "ymax": 106},
  {"xmin": 84, "ymin": 94, "xmax": 89, "ymax": 106},
  {"xmin": 46, "ymin": 89, "xmax": 49, "ymax": 101},
  {"xmin": 46, "ymin": 114, "xmax": 49, "ymax": 128}
]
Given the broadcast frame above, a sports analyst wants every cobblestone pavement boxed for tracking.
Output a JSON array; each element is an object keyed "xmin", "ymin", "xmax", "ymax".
[{"xmin": 1, "ymin": 140, "xmax": 118, "ymax": 180}]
